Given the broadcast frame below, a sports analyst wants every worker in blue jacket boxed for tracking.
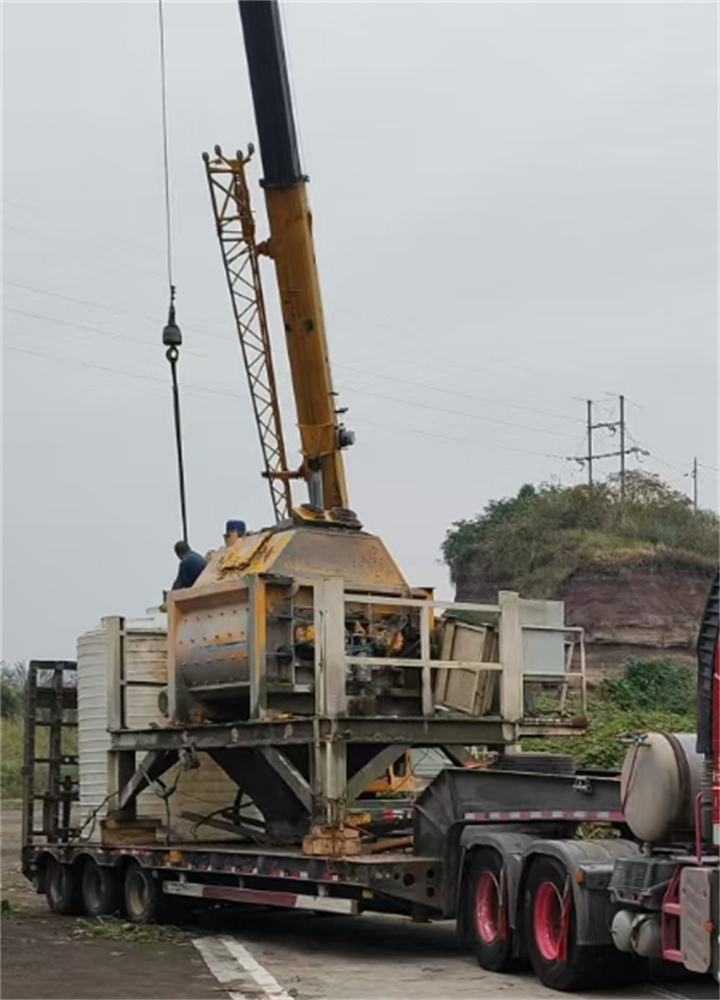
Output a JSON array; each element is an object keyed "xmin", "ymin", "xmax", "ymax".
[{"xmin": 171, "ymin": 540, "xmax": 206, "ymax": 591}]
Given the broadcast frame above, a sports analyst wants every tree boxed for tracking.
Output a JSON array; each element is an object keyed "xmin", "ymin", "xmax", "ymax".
[{"xmin": 1, "ymin": 662, "xmax": 27, "ymax": 720}]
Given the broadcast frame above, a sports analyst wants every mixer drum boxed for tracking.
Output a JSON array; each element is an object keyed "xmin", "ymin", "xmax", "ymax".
[
  {"xmin": 620, "ymin": 732, "xmax": 702, "ymax": 843},
  {"xmin": 174, "ymin": 601, "xmax": 251, "ymax": 717}
]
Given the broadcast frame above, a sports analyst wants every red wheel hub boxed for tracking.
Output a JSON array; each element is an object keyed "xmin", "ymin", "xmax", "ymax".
[
  {"xmin": 475, "ymin": 871, "xmax": 500, "ymax": 944},
  {"xmin": 533, "ymin": 880, "xmax": 567, "ymax": 961}
]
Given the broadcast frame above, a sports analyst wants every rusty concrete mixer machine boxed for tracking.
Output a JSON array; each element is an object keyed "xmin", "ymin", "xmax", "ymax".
[{"xmin": 75, "ymin": 0, "xmax": 589, "ymax": 854}]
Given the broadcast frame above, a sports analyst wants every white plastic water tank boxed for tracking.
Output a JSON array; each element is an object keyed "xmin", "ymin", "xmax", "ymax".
[
  {"xmin": 77, "ymin": 615, "xmax": 168, "ymax": 827},
  {"xmin": 77, "ymin": 625, "xmax": 112, "ymax": 826},
  {"xmin": 77, "ymin": 614, "xmax": 240, "ymax": 841}
]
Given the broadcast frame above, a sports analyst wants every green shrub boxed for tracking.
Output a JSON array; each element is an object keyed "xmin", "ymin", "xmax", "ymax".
[
  {"xmin": 0, "ymin": 679, "xmax": 22, "ymax": 720},
  {"xmin": 1, "ymin": 663, "xmax": 27, "ymax": 721},
  {"xmin": 523, "ymin": 657, "xmax": 697, "ymax": 769},
  {"xmin": 523, "ymin": 699, "xmax": 695, "ymax": 770},
  {"xmin": 1, "ymin": 718, "xmax": 24, "ymax": 798},
  {"xmin": 604, "ymin": 658, "xmax": 695, "ymax": 716}
]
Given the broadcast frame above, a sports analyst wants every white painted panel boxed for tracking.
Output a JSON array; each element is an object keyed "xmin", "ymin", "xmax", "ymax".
[
  {"xmin": 520, "ymin": 599, "xmax": 566, "ymax": 676},
  {"xmin": 124, "ymin": 687, "xmax": 165, "ymax": 730}
]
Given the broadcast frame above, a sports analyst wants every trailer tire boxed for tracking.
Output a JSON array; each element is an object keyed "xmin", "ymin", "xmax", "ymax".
[
  {"xmin": 82, "ymin": 860, "xmax": 119, "ymax": 917},
  {"xmin": 45, "ymin": 857, "xmax": 83, "ymax": 916},
  {"xmin": 466, "ymin": 849, "xmax": 522, "ymax": 973},
  {"xmin": 123, "ymin": 861, "xmax": 162, "ymax": 924},
  {"xmin": 524, "ymin": 856, "xmax": 621, "ymax": 992}
]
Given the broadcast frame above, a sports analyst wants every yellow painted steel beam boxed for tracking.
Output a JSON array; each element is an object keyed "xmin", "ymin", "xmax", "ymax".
[{"xmin": 262, "ymin": 183, "xmax": 349, "ymax": 512}]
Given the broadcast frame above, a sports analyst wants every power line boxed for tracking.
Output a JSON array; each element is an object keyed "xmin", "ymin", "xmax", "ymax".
[
  {"xmin": 358, "ymin": 414, "xmax": 566, "ymax": 461},
  {"xmin": 3, "ymin": 278, "xmax": 125, "ymax": 315},
  {"xmin": 6, "ymin": 250, "xmax": 586, "ymax": 419},
  {"xmin": 4, "ymin": 341, "xmax": 568, "ymax": 465},
  {"xmin": 336, "ymin": 363, "xmax": 580, "ymax": 426},
  {"xmin": 3, "ymin": 279, "xmax": 577, "ymax": 423},
  {"xmin": 9, "ymin": 337, "xmax": 708, "ymax": 498},
  {"xmin": 392, "ymin": 344, "xmax": 583, "ymax": 413},
  {"xmin": 2, "ymin": 304, "xmax": 208, "ymax": 359},
  {"xmin": 3, "ymin": 305, "xmax": 151, "ymax": 349},
  {"xmin": 3, "ymin": 273, "xmax": 589, "ymax": 424},
  {"xmin": 4, "ymin": 306, "xmax": 576, "ymax": 444},
  {"xmin": 3, "ymin": 344, "xmax": 247, "ymax": 402},
  {"xmin": 337, "ymin": 384, "xmax": 577, "ymax": 441},
  {"xmin": 6, "ymin": 283, "xmax": 712, "ymax": 485},
  {"xmin": 3, "ymin": 339, "xmax": 567, "ymax": 445},
  {"xmin": 7, "ymin": 296, "xmax": 710, "ymax": 488},
  {"xmin": 2, "ymin": 277, "xmax": 229, "ymax": 343},
  {"xmin": 5, "ymin": 277, "xmax": 585, "ymax": 429},
  {"xmin": 630, "ymin": 439, "xmax": 686, "ymax": 478}
]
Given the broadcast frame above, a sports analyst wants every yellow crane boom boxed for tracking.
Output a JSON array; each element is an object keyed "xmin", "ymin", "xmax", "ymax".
[{"xmin": 205, "ymin": 0, "xmax": 354, "ymax": 517}]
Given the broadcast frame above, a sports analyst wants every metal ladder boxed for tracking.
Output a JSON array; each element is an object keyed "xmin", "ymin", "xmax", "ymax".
[{"xmin": 22, "ymin": 660, "xmax": 79, "ymax": 848}]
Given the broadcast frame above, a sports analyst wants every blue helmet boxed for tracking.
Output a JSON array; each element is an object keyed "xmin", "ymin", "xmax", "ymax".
[{"xmin": 225, "ymin": 519, "xmax": 246, "ymax": 535}]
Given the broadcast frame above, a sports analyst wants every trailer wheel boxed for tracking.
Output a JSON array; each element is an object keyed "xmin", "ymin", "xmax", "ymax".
[
  {"xmin": 524, "ymin": 856, "xmax": 618, "ymax": 992},
  {"xmin": 123, "ymin": 861, "xmax": 161, "ymax": 924},
  {"xmin": 82, "ymin": 860, "xmax": 119, "ymax": 917},
  {"xmin": 466, "ymin": 850, "xmax": 521, "ymax": 972},
  {"xmin": 44, "ymin": 857, "xmax": 83, "ymax": 916}
]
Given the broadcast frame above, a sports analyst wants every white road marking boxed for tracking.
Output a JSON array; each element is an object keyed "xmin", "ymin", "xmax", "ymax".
[
  {"xmin": 222, "ymin": 937, "xmax": 293, "ymax": 1000},
  {"xmin": 193, "ymin": 935, "xmax": 292, "ymax": 1000},
  {"xmin": 192, "ymin": 937, "xmax": 248, "ymax": 1000}
]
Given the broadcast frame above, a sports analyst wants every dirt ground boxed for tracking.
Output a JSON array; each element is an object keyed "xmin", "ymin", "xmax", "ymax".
[
  {"xmin": 0, "ymin": 803, "xmax": 218, "ymax": 1000},
  {"xmin": 2, "ymin": 802, "xmax": 716, "ymax": 1000}
]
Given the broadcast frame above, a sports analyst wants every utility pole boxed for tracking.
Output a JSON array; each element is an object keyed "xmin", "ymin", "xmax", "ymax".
[
  {"xmin": 619, "ymin": 394, "xmax": 626, "ymax": 498},
  {"xmin": 567, "ymin": 395, "xmax": 648, "ymax": 484},
  {"xmin": 692, "ymin": 457, "xmax": 698, "ymax": 510}
]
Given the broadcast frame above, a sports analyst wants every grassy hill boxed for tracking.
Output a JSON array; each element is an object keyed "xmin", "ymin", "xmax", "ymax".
[{"xmin": 443, "ymin": 471, "xmax": 718, "ymax": 598}]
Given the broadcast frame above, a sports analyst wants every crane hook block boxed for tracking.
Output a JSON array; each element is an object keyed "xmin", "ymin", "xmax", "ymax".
[{"xmin": 162, "ymin": 297, "xmax": 183, "ymax": 349}]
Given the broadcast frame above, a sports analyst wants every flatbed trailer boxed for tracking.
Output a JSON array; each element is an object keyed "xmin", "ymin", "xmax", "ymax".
[
  {"xmin": 22, "ymin": 709, "xmax": 642, "ymax": 994},
  {"xmin": 23, "ymin": 764, "xmax": 717, "ymax": 993},
  {"xmin": 21, "ymin": 571, "xmax": 720, "ymax": 993}
]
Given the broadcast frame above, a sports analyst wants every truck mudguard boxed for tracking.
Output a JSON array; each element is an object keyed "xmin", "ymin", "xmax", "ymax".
[
  {"xmin": 520, "ymin": 839, "xmax": 640, "ymax": 947},
  {"xmin": 457, "ymin": 827, "xmax": 539, "ymax": 933}
]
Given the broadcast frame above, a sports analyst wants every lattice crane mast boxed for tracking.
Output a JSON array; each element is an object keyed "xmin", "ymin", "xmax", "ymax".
[{"xmin": 203, "ymin": 147, "xmax": 293, "ymax": 522}]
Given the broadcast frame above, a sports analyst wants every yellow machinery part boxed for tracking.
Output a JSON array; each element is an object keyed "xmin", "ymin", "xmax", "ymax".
[{"xmin": 263, "ymin": 184, "xmax": 349, "ymax": 512}]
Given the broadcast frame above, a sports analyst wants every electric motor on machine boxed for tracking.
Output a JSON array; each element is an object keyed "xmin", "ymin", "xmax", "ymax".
[{"xmin": 620, "ymin": 732, "xmax": 703, "ymax": 843}]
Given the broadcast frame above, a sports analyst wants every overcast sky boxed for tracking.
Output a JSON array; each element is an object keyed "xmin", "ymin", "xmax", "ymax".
[{"xmin": 2, "ymin": 0, "xmax": 718, "ymax": 665}]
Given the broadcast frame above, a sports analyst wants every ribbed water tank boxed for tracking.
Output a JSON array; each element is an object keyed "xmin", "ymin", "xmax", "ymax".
[
  {"xmin": 77, "ymin": 625, "xmax": 111, "ymax": 826},
  {"xmin": 77, "ymin": 615, "xmax": 240, "ymax": 841},
  {"xmin": 77, "ymin": 615, "xmax": 167, "ymax": 827}
]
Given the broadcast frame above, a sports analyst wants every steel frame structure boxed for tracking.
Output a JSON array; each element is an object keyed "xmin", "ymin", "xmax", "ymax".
[
  {"xmin": 22, "ymin": 661, "xmax": 79, "ymax": 849},
  {"xmin": 203, "ymin": 146, "xmax": 293, "ymax": 522},
  {"xmin": 106, "ymin": 586, "xmax": 588, "ymax": 838}
]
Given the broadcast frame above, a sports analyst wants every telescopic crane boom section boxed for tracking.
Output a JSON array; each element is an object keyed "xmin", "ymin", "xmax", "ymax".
[{"xmin": 235, "ymin": 0, "xmax": 353, "ymax": 513}]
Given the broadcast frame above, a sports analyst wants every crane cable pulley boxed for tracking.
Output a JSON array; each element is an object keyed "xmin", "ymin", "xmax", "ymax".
[{"xmin": 157, "ymin": 0, "xmax": 189, "ymax": 544}]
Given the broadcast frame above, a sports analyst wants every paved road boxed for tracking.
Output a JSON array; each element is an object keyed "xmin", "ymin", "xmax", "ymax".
[{"xmin": 2, "ymin": 804, "xmax": 715, "ymax": 1000}]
